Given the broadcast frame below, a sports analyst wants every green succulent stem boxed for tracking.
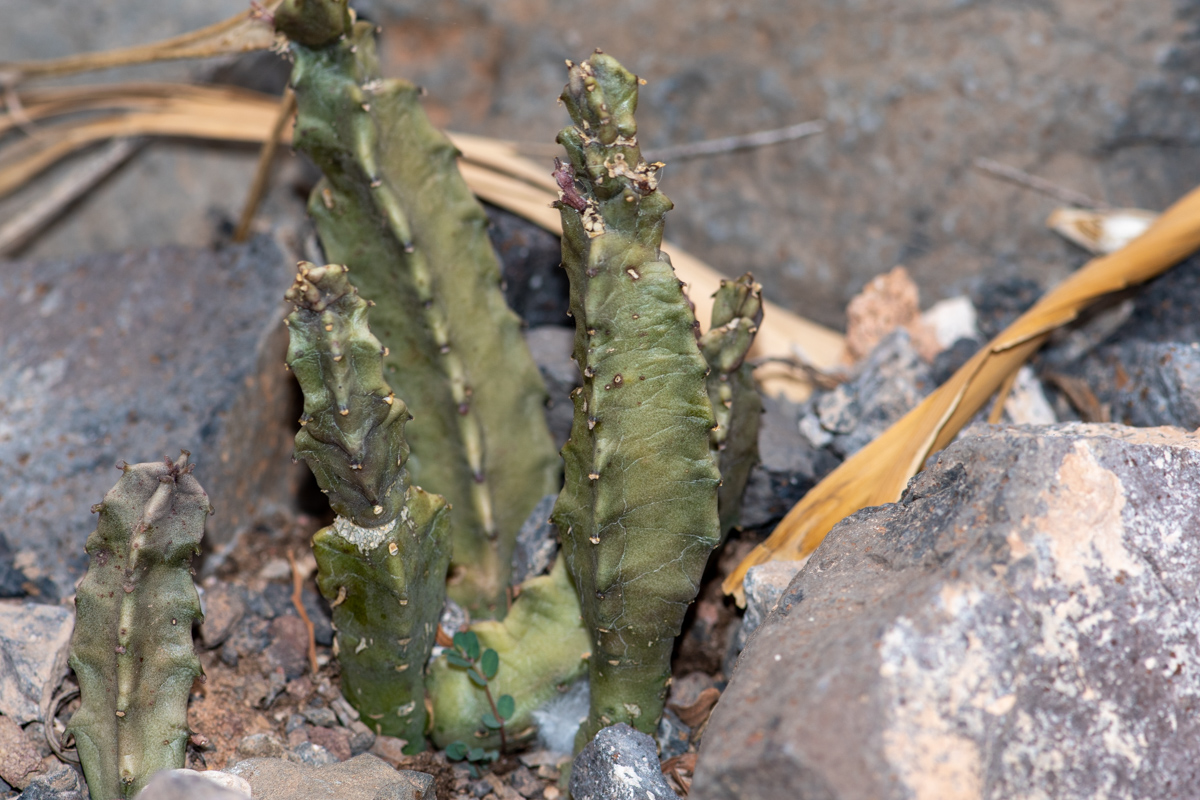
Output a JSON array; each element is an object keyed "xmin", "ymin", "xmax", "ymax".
[
  {"xmin": 284, "ymin": 262, "xmax": 450, "ymax": 751},
  {"xmin": 312, "ymin": 499, "xmax": 449, "ymax": 751},
  {"xmin": 549, "ymin": 52, "xmax": 721, "ymax": 750},
  {"xmin": 700, "ymin": 274, "xmax": 764, "ymax": 539},
  {"xmin": 281, "ymin": 2, "xmax": 559, "ymax": 617},
  {"xmin": 67, "ymin": 453, "xmax": 209, "ymax": 799},
  {"xmin": 429, "ymin": 557, "xmax": 590, "ymax": 751}
]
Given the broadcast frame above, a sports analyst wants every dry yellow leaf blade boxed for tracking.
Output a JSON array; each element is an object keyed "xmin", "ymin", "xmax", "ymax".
[
  {"xmin": 0, "ymin": 93, "xmax": 283, "ymax": 198},
  {"xmin": 0, "ymin": 4, "xmax": 280, "ymax": 84},
  {"xmin": 725, "ymin": 182, "xmax": 1200, "ymax": 604},
  {"xmin": 1047, "ymin": 207, "xmax": 1158, "ymax": 255}
]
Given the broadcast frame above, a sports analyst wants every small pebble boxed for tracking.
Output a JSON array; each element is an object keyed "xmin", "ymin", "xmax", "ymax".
[
  {"xmin": 258, "ymin": 558, "xmax": 292, "ymax": 581},
  {"xmin": 236, "ymin": 732, "xmax": 285, "ymax": 759},
  {"xmin": 302, "ymin": 706, "xmax": 338, "ymax": 728},
  {"xmin": 289, "ymin": 741, "xmax": 338, "ymax": 766},
  {"xmin": 347, "ymin": 721, "xmax": 375, "ymax": 756},
  {"xmin": 508, "ymin": 765, "xmax": 543, "ymax": 799}
]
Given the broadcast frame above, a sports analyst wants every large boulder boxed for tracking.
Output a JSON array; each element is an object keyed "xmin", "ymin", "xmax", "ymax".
[
  {"xmin": 0, "ymin": 240, "xmax": 300, "ymax": 598},
  {"xmin": 695, "ymin": 423, "xmax": 1200, "ymax": 800}
]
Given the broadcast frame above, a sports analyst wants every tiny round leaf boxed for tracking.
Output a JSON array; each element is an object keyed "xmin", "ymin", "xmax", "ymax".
[{"xmin": 481, "ymin": 648, "xmax": 499, "ymax": 679}]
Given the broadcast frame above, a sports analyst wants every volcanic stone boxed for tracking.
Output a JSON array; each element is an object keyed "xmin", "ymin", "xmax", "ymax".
[
  {"xmin": 0, "ymin": 240, "xmax": 300, "ymax": 598},
  {"xmin": 696, "ymin": 423, "xmax": 1200, "ymax": 800}
]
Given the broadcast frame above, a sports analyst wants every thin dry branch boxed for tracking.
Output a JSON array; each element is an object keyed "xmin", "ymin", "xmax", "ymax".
[
  {"xmin": 973, "ymin": 157, "xmax": 1108, "ymax": 210},
  {"xmin": 0, "ymin": 3, "xmax": 280, "ymax": 85},
  {"xmin": 648, "ymin": 119, "xmax": 826, "ymax": 162},
  {"xmin": 724, "ymin": 182, "xmax": 1200, "ymax": 603}
]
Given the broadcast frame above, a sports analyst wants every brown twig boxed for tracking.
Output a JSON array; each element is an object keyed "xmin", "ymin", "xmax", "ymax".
[
  {"xmin": 232, "ymin": 87, "xmax": 295, "ymax": 242},
  {"xmin": 973, "ymin": 157, "xmax": 1109, "ymax": 210},
  {"xmin": 287, "ymin": 548, "xmax": 319, "ymax": 677}
]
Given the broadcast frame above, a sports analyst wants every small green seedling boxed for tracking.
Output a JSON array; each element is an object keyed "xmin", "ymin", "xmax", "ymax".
[
  {"xmin": 444, "ymin": 740, "xmax": 498, "ymax": 778},
  {"xmin": 443, "ymin": 630, "xmax": 515, "ymax": 769}
]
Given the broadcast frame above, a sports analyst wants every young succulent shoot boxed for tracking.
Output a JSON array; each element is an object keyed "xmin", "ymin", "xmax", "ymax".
[
  {"xmin": 278, "ymin": 0, "xmax": 559, "ymax": 617},
  {"xmin": 284, "ymin": 262, "xmax": 451, "ymax": 751},
  {"xmin": 67, "ymin": 452, "xmax": 209, "ymax": 799},
  {"xmin": 428, "ymin": 556, "xmax": 590, "ymax": 751},
  {"xmin": 699, "ymin": 274, "xmax": 764, "ymax": 539},
  {"xmin": 550, "ymin": 52, "xmax": 722, "ymax": 750}
]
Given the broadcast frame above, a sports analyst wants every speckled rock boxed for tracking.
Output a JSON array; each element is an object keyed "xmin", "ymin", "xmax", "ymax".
[
  {"xmin": 0, "ymin": 241, "xmax": 300, "ymax": 598},
  {"xmin": 0, "ymin": 601, "xmax": 73, "ymax": 724},
  {"xmin": 227, "ymin": 754, "xmax": 433, "ymax": 800},
  {"xmin": 1050, "ymin": 254, "xmax": 1200, "ymax": 430},
  {"xmin": 369, "ymin": 0, "xmax": 1200, "ymax": 330},
  {"xmin": 803, "ymin": 329, "xmax": 933, "ymax": 459},
  {"xmin": 570, "ymin": 723, "xmax": 680, "ymax": 800},
  {"xmin": 0, "ymin": 714, "xmax": 42, "ymax": 790},
  {"xmin": 696, "ymin": 423, "xmax": 1200, "ymax": 800},
  {"xmin": 16, "ymin": 760, "xmax": 85, "ymax": 800}
]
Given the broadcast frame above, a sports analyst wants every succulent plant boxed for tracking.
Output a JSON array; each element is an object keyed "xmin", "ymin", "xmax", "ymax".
[
  {"xmin": 428, "ymin": 556, "xmax": 590, "ymax": 750},
  {"xmin": 66, "ymin": 452, "xmax": 209, "ymax": 799},
  {"xmin": 700, "ymin": 274, "xmax": 764, "ymax": 538},
  {"xmin": 278, "ymin": 0, "xmax": 559, "ymax": 617},
  {"xmin": 549, "ymin": 52, "xmax": 722, "ymax": 749},
  {"xmin": 284, "ymin": 263, "xmax": 451, "ymax": 750}
]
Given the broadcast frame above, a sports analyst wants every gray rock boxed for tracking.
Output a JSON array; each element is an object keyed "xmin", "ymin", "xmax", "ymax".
[
  {"xmin": 136, "ymin": 769, "xmax": 251, "ymax": 800},
  {"xmin": 810, "ymin": 329, "xmax": 932, "ymax": 459},
  {"xmin": 739, "ymin": 395, "xmax": 838, "ymax": 530},
  {"xmin": 227, "ymin": 754, "xmax": 434, "ymax": 800},
  {"xmin": 488, "ymin": 203, "xmax": 570, "ymax": 328},
  {"xmin": 1049, "ymin": 254, "xmax": 1200, "ymax": 430},
  {"xmin": 288, "ymin": 741, "xmax": 338, "ymax": 766},
  {"xmin": 360, "ymin": 1, "xmax": 1200, "ymax": 330},
  {"xmin": 345, "ymin": 721, "xmax": 376, "ymax": 757},
  {"xmin": 16, "ymin": 761, "xmax": 85, "ymax": 800},
  {"xmin": 301, "ymin": 706, "xmax": 338, "ymax": 729},
  {"xmin": 570, "ymin": 723, "xmax": 680, "ymax": 800},
  {"xmin": 655, "ymin": 708, "xmax": 692, "ymax": 761},
  {"xmin": 235, "ymin": 733, "xmax": 286, "ymax": 761},
  {"xmin": 0, "ymin": 241, "xmax": 301, "ymax": 599},
  {"xmin": 510, "ymin": 494, "xmax": 559, "ymax": 586},
  {"xmin": 695, "ymin": 423, "xmax": 1200, "ymax": 800},
  {"xmin": 727, "ymin": 561, "xmax": 802, "ymax": 663},
  {"xmin": 0, "ymin": 602, "xmax": 73, "ymax": 724},
  {"xmin": 199, "ymin": 582, "xmax": 247, "ymax": 649},
  {"xmin": 523, "ymin": 327, "xmax": 577, "ymax": 451}
]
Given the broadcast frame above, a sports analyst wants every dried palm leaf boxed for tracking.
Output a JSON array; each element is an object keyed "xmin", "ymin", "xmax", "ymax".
[
  {"xmin": 725, "ymin": 183, "xmax": 1200, "ymax": 604},
  {"xmin": 1048, "ymin": 207, "xmax": 1158, "ymax": 255},
  {"xmin": 0, "ymin": 3, "xmax": 280, "ymax": 85},
  {"xmin": 0, "ymin": 85, "xmax": 845, "ymax": 399}
]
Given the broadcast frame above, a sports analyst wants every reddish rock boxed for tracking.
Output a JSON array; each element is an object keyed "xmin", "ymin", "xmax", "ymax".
[
  {"xmin": 0, "ymin": 715, "xmax": 41, "ymax": 789},
  {"xmin": 306, "ymin": 725, "xmax": 352, "ymax": 763},
  {"xmin": 265, "ymin": 616, "xmax": 311, "ymax": 681}
]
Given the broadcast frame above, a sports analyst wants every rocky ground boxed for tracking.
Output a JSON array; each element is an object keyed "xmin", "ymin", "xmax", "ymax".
[{"xmin": 5, "ymin": 2, "xmax": 1200, "ymax": 798}]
